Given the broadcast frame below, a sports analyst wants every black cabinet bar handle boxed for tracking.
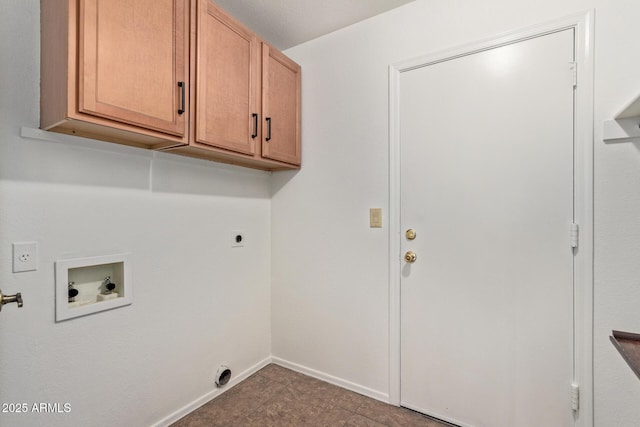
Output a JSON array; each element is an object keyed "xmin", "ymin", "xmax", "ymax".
[
  {"xmin": 266, "ymin": 117, "xmax": 272, "ymax": 142},
  {"xmin": 177, "ymin": 81, "xmax": 185, "ymax": 115},
  {"xmin": 252, "ymin": 113, "xmax": 258, "ymax": 139}
]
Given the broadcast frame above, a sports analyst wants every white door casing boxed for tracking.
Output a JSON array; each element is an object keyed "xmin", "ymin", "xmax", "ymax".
[{"xmin": 388, "ymin": 12, "xmax": 594, "ymax": 427}]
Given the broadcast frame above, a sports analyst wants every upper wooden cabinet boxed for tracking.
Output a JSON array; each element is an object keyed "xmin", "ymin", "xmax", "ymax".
[
  {"xmin": 41, "ymin": 0, "xmax": 190, "ymax": 148},
  {"xmin": 41, "ymin": 0, "xmax": 301, "ymax": 171},
  {"xmin": 166, "ymin": 0, "xmax": 301, "ymax": 169},
  {"xmin": 262, "ymin": 45, "xmax": 302, "ymax": 165},
  {"xmin": 194, "ymin": 0, "xmax": 259, "ymax": 156}
]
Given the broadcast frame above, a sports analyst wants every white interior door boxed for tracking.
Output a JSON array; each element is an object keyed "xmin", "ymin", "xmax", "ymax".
[{"xmin": 400, "ymin": 29, "xmax": 576, "ymax": 427}]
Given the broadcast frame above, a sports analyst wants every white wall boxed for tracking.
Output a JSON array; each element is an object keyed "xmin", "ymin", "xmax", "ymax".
[
  {"xmin": 0, "ymin": 1, "xmax": 272, "ymax": 426},
  {"xmin": 274, "ymin": 0, "xmax": 640, "ymax": 425},
  {"xmin": 3, "ymin": 0, "xmax": 639, "ymax": 425}
]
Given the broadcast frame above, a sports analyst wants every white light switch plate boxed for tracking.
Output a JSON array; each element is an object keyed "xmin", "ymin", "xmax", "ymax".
[{"xmin": 13, "ymin": 241, "xmax": 38, "ymax": 272}]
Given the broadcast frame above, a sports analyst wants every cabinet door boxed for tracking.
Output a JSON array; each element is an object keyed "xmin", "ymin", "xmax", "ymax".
[
  {"xmin": 78, "ymin": 0, "xmax": 188, "ymax": 138},
  {"xmin": 262, "ymin": 45, "xmax": 301, "ymax": 165},
  {"xmin": 195, "ymin": 0, "xmax": 258, "ymax": 155}
]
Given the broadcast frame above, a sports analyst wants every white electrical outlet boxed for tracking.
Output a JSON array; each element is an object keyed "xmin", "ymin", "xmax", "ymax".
[{"xmin": 13, "ymin": 242, "xmax": 38, "ymax": 272}]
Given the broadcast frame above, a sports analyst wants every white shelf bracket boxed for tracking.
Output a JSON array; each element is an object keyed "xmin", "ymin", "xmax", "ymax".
[
  {"xmin": 603, "ymin": 91, "xmax": 640, "ymax": 143},
  {"xmin": 603, "ymin": 117, "xmax": 640, "ymax": 143}
]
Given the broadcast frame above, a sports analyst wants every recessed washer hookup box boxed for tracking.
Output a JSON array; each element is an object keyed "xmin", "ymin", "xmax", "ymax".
[{"xmin": 55, "ymin": 253, "xmax": 132, "ymax": 322}]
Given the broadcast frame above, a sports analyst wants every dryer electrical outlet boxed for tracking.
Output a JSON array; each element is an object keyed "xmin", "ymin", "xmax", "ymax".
[{"xmin": 231, "ymin": 231, "xmax": 245, "ymax": 247}]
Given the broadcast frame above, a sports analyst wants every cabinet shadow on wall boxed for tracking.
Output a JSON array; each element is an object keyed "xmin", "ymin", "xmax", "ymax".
[
  {"xmin": 151, "ymin": 151, "xmax": 272, "ymax": 199},
  {"xmin": 270, "ymin": 168, "xmax": 300, "ymax": 196},
  {"xmin": 10, "ymin": 126, "xmax": 152, "ymax": 190},
  {"xmin": 14, "ymin": 126, "xmax": 275, "ymax": 200}
]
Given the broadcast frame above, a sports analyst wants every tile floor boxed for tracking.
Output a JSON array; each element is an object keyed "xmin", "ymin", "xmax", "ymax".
[{"xmin": 172, "ymin": 364, "xmax": 453, "ymax": 427}]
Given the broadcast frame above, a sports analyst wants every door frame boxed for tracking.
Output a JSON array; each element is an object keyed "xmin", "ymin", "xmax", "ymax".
[{"xmin": 388, "ymin": 11, "xmax": 594, "ymax": 426}]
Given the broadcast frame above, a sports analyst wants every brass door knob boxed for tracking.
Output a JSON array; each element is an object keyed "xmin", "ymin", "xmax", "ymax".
[
  {"xmin": 405, "ymin": 229, "xmax": 417, "ymax": 240},
  {"xmin": 0, "ymin": 289, "xmax": 23, "ymax": 312},
  {"xmin": 404, "ymin": 251, "xmax": 417, "ymax": 263}
]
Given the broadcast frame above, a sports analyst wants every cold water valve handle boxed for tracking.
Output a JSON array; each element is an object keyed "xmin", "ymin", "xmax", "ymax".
[{"xmin": 103, "ymin": 277, "xmax": 116, "ymax": 294}]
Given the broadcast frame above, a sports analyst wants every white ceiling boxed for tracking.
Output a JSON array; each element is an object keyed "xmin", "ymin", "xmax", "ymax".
[{"xmin": 214, "ymin": 0, "xmax": 415, "ymax": 50}]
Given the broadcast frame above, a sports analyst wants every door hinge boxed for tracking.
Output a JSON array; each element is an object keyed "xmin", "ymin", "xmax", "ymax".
[
  {"xmin": 571, "ymin": 383, "xmax": 580, "ymax": 411},
  {"xmin": 570, "ymin": 222, "xmax": 579, "ymax": 249},
  {"xmin": 570, "ymin": 62, "xmax": 577, "ymax": 88}
]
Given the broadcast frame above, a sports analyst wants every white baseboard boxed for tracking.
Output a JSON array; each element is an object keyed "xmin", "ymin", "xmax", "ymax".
[
  {"xmin": 271, "ymin": 357, "xmax": 390, "ymax": 403},
  {"xmin": 153, "ymin": 356, "xmax": 390, "ymax": 426},
  {"xmin": 151, "ymin": 356, "xmax": 273, "ymax": 427}
]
